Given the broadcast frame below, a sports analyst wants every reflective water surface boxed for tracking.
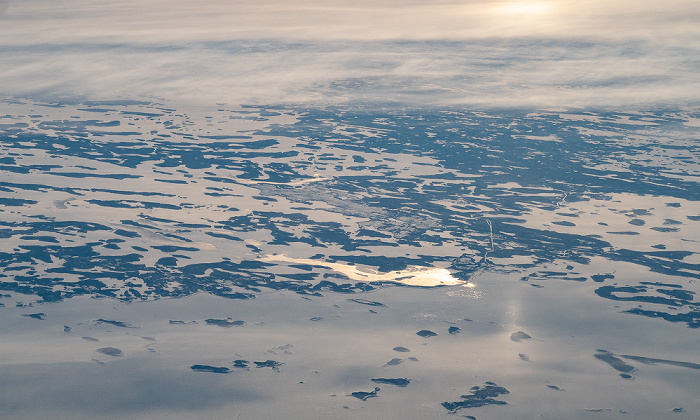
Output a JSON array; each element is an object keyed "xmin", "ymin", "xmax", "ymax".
[{"xmin": 0, "ymin": 98, "xmax": 698, "ymax": 419}]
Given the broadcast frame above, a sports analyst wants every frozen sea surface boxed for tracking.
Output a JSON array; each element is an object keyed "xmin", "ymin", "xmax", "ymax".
[{"xmin": 0, "ymin": 99, "xmax": 698, "ymax": 419}]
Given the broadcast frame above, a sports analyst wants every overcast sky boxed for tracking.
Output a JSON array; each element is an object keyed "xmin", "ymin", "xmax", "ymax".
[{"xmin": 1, "ymin": 0, "xmax": 698, "ymax": 108}]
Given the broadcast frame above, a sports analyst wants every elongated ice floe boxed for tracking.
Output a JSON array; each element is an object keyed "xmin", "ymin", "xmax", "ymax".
[
  {"xmin": 237, "ymin": 174, "xmax": 330, "ymax": 186},
  {"xmin": 261, "ymin": 254, "xmax": 465, "ymax": 287}
]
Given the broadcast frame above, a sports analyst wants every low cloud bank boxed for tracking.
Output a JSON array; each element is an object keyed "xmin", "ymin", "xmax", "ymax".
[{"xmin": 1, "ymin": 0, "xmax": 698, "ymax": 108}]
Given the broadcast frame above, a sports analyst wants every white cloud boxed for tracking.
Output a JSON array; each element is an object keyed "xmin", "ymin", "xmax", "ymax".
[{"xmin": 1, "ymin": 0, "xmax": 698, "ymax": 108}]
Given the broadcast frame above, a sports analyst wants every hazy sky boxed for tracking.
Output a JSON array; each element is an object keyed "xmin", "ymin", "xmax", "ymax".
[{"xmin": 1, "ymin": 0, "xmax": 698, "ymax": 108}]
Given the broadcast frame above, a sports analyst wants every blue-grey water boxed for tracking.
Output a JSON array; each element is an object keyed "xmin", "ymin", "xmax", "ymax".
[{"xmin": 1, "ymin": 1, "xmax": 699, "ymax": 419}]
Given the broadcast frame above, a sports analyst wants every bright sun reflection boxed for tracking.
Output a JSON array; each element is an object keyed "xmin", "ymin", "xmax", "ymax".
[{"xmin": 261, "ymin": 254, "xmax": 465, "ymax": 287}]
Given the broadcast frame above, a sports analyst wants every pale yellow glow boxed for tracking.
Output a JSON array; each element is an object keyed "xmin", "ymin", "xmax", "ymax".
[
  {"xmin": 261, "ymin": 254, "xmax": 465, "ymax": 287},
  {"xmin": 496, "ymin": 1, "xmax": 551, "ymax": 15}
]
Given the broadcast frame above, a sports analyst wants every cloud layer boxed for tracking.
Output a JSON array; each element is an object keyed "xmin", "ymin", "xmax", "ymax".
[{"xmin": 1, "ymin": 0, "xmax": 699, "ymax": 108}]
